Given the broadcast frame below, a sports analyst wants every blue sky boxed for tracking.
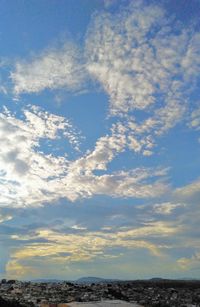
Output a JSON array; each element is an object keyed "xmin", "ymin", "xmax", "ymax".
[{"xmin": 0, "ymin": 0, "xmax": 200, "ymax": 280}]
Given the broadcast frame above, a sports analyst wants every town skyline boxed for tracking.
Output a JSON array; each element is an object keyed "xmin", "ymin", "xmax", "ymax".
[{"xmin": 0, "ymin": 0, "xmax": 200, "ymax": 280}]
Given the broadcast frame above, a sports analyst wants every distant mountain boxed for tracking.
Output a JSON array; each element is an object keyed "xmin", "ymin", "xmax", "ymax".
[{"xmin": 75, "ymin": 276, "xmax": 120, "ymax": 284}]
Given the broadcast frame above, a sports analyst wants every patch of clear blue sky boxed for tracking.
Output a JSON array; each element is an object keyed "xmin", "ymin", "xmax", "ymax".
[
  {"xmin": 164, "ymin": 0, "xmax": 200, "ymax": 27},
  {"xmin": 0, "ymin": 0, "xmax": 199, "ymax": 58},
  {"xmin": 108, "ymin": 123, "xmax": 200, "ymax": 188},
  {"xmin": 0, "ymin": 0, "xmax": 103, "ymax": 56},
  {"xmin": 10, "ymin": 89, "xmax": 110, "ymax": 159}
]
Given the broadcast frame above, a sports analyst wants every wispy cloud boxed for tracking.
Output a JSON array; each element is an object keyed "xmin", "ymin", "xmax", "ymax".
[
  {"xmin": 189, "ymin": 106, "xmax": 200, "ymax": 131},
  {"xmin": 7, "ymin": 220, "xmax": 178, "ymax": 278},
  {"xmin": 103, "ymin": 0, "xmax": 118, "ymax": 9},
  {"xmin": 152, "ymin": 202, "xmax": 184, "ymax": 215},
  {"xmin": 177, "ymin": 253, "xmax": 200, "ymax": 270},
  {"xmin": 0, "ymin": 212, "xmax": 12, "ymax": 223},
  {"xmin": 4, "ymin": 172, "xmax": 200, "ymax": 279},
  {"xmin": 11, "ymin": 43, "xmax": 87, "ymax": 96},
  {"xmin": 174, "ymin": 179, "xmax": 200, "ymax": 201}
]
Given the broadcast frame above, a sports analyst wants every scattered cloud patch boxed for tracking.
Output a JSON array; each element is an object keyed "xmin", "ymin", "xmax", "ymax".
[
  {"xmin": 11, "ymin": 43, "xmax": 87, "ymax": 96},
  {"xmin": 177, "ymin": 253, "xmax": 200, "ymax": 270},
  {"xmin": 189, "ymin": 106, "xmax": 200, "ymax": 130},
  {"xmin": 0, "ymin": 106, "xmax": 82, "ymax": 207},
  {"xmin": 0, "ymin": 213, "xmax": 12, "ymax": 223},
  {"xmin": 82, "ymin": 0, "xmax": 200, "ymax": 158},
  {"xmin": 153, "ymin": 202, "xmax": 184, "ymax": 215},
  {"xmin": 174, "ymin": 179, "xmax": 200, "ymax": 202}
]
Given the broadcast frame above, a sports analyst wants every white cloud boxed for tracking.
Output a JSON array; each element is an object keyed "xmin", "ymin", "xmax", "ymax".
[
  {"xmin": 189, "ymin": 106, "xmax": 200, "ymax": 130},
  {"xmin": 0, "ymin": 105, "xmax": 170, "ymax": 208},
  {"xmin": 103, "ymin": 0, "xmax": 117, "ymax": 9},
  {"xmin": 3, "ymin": 0, "xmax": 199, "ymax": 208},
  {"xmin": 11, "ymin": 43, "xmax": 87, "ymax": 95},
  {"xmin": 9, "ymin": 0, "xmax": 200, "ymax": 161},
  {"xmin": 174, "ymin": 179, "xmax": 200, "ymax": 201},
  {"xmin": 152, "ymin": 202, "xmax": 184, "ymax": 215},
  {"xmin": 0, "ymin": 213, "xmax": 12, "ymax": 223},
  {"xmin": 60, "ymin": 168, "xmax": 169, "ymax": 201},
  {"xmin": 85, "ymin": 2, "xmax": 178, "ymax": 115},
  {"xmin": 0, "ymin": 106, "xmax": 82, "ymax": 207},
  {"xmin": 58, "ymin": 120, "xmax": 169, "ymax": 201},
  {"xmin": 181, "ymin": 33, "xmax": 200, "ymax": 81},
  {"xmin": 85, "ymin": 0, "xmax": 200, "ymax": 155},
  {"xmin": 11, "ymin": 1, "xmax": 200, "ymax": 126}
]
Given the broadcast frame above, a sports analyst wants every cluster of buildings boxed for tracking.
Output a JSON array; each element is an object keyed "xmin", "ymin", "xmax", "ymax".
[
  {"xmin": 40, "ymin": 302, "xmax": 142, "ymax": 307},
  {"xmin": 0, "ymin": 279, "xmax": 200, "ymax": 307}
]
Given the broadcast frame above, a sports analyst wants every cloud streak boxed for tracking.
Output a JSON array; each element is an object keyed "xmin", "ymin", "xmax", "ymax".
[{"xmin": 7, "ymin": 220, "xmax": 179, "ymax": 278}]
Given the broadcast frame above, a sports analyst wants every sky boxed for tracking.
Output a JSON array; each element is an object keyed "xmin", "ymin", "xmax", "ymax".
[{"xmin": 0, "ymin": 0, "xmax": 200, "ymax": 281}]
